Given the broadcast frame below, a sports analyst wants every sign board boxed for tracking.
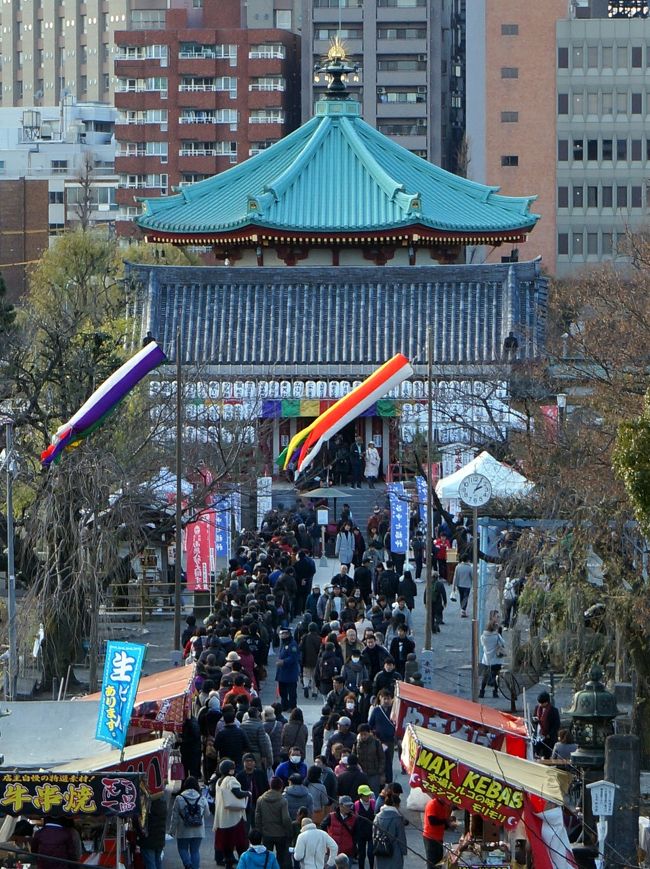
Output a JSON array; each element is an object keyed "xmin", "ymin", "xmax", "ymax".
[
  {"xmin": 419, "ymin": 649, "xmax": 435, "ymax": 690},
  {"xmin": 317, "ymin": 508, "xmax": 329, "ymax": 525},
  {"xmin": 0, "ymin": 772, "xmax": 142, "ymax": 818},
  {"xmin": 96, "ymin": 642, "xmax": 146, "ymax": 751},
  {"xmin": 402, "ymin": 727, "xmax": 524, "ymax": 828},
  {"xmin": 587, "ymin": 780, "xmax": 617, "ymax": 817}
]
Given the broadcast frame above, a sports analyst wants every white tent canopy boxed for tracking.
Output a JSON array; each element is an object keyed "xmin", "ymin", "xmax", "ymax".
[{"xmin": 435, "ymin": 450, "xmax": 533, "ymax": 501}]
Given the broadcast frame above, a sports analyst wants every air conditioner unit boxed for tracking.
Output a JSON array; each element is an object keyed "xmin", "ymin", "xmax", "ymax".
[
  {"xmin": 417, "ymin": 54, "xmax": 427, "ymax": 61},
  {"xmin": 417, "ymin": 86, "xmax": 426, "ymax": 93},
  {"xmin": 377, "ymin": 86, "xmax": 386, "ymax": 94},
  {"xmin": 416, "ymin": 118, "xmax": 426, "ymax": 127}
]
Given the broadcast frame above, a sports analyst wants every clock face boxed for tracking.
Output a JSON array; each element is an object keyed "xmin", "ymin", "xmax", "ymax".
[{"xmin": 458, "ymin": 473, "xmax": 492, "ymax": 507}]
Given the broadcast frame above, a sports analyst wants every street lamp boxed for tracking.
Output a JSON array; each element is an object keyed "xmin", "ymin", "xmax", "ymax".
[{"xmin": 567, "ymin": 665, "xmax": 619, "ymax": 770}]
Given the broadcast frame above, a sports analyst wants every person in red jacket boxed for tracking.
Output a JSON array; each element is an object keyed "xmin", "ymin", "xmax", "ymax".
[
  {"xmin": 423, "ymin": 796, "xmax": 457, "ymax": 867},
  {"xmin": 320, "ymin": 796, "xmax": 358, "ymax": 858}
]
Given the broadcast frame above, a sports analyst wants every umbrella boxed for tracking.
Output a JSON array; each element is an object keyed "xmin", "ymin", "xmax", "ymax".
[{"xmin": 301, "ymin": 486, "xmax": 350, "ymax": 522}]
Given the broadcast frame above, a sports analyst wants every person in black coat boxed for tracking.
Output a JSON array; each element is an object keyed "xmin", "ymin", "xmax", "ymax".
[
  {"xmin": 353, "ymin": 559, "xmax": 373, "ymax": 603},
  {"xmin": 295, "ymin": 551, "xmax": 317, "ymax": 614},
  {"xmin": 312, "ymin": 705, "xmax": 332, "ymax": 760},
  {"xmin": 335, "ymin": 756, "xmax": 369, "ymax": 798},
  {"xmin": 138, "ymin": 792, "xmax": 167, "ymax": 869},
  {"xmin": 214, "ymin": 706, "xmax": 252, "ymax": 769},
  {"xmin": 180, "ymin": 716, "xmax": 202, "ymax": 779},
  {"xmin": 237, "ymin": 753, "xmax": 269, "ymax": 830},
  {"xmin": 378, "ymin": 563, "xmax": 399, "ymax": 602},
  {"xmin": 389, "ymin": 626, "xmax": 415, "ymax": 677}
]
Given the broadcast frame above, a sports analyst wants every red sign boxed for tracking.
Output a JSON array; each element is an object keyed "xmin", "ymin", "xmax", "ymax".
[
  {"xmin": 404, "ymin": 730, "xmax": 523, "ymax": 829},
  {"xmin": 185, "ymin": 512, "xmax": 212, "ymax": 592}
]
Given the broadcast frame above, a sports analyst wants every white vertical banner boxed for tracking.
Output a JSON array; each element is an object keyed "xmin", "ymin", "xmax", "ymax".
[{"xmin": 256, "ymin": 476, "xmax": 273, "ymax": 529}]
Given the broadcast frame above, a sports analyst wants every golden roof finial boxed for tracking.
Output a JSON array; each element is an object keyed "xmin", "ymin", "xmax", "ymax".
[{"xmin": 328, "ymin": 37, "xmax": 346, "ymax": 62}]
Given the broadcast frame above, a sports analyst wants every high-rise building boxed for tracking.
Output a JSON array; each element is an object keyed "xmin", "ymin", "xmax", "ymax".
[
  {"xmin": 113, "ymin": 1, "xmax": 300, "ymax": 237},
  {"xmin": 0, "ymin": 0, "xmax": 169, "ymax": 106},
  {"xmin": 467, "ymin": 0, "xmax": 650, "ymax": 276},
  {"xmin": 300, "ymin": 0, "xmax": 453, "ymax": 166}
]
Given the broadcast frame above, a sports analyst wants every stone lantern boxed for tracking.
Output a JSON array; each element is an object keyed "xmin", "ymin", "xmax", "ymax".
[{"xmin": 567, "ymin": 664, "xmax": 619, "ymax": 770}]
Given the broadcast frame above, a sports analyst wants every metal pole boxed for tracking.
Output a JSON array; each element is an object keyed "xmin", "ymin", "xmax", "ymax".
[
  {"xmin": 173, "ymin": 326, "xmax": 182, "ymax": 651},
  {"xmin": 424, "ymin": 327, "xmax": 434, "ymax": 650},
  {"xmin": 471, "ymin": 505, "xmax": 479, "ymax": 702},
  {"xmin": 5, "ymin": 420, "xmax": 16, "ymax": 702}
]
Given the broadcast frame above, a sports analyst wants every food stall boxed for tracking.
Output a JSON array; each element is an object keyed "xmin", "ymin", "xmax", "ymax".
[
  {"xmin": 402, "ymin": 724, "xmax": 575, "ymax": 869},
  {"xmin": 393, "ymin": 682, "xmax": 530, "ymax": 757},
  {"xmin": 81, "ymin": 665, "xmax": 195, "ymax": 737},
  {"xmin": 0, "ymin": 771, "xmax": 144, "ymax": 869}
]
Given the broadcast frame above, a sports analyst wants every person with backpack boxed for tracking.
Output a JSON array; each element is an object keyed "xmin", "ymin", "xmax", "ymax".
[
  {"xmin": 235, "ymin": 829, "xmax": 281, "ymax": 869},
  {"xmin": 355, "ymin": 785, "xmax": 376, "ymax": 869},
  {"xmin": 315, "ymin": 642, "xmax": 341, "ymax": 696},
  {"xmin": 169, "ymin": 776, "xmax": 209, "ymax": 869},
  {"xmin": 372, "ymin": 794, "xmax": 407, "ymax": 869}
]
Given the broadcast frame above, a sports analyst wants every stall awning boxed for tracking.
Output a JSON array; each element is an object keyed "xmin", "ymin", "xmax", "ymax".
[
  {"xmin": 50, "ymin": 738, "xmax": 170, "ymax": 795},
  {"xmin": 394, "ymin": 682, "xmax": 529, "ymax": 756},
  {"xmin": 82, "ymin": 666, "xmax": 194, "ymax": 733},
  {"xmin": 403, "ymin": 725, "xmax": 570, "ymax": 826}
]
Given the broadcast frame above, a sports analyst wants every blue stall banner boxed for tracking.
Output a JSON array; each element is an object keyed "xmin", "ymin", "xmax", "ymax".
[
  {"xmin": 387, "ymin": 482, "xmax": 409, "ymax": 554},
  {"xmin": 96, "ymin": 641, "xmax": 146, "ymax": 750},
  {"xmin": 416, "ymin": 476, "xmax": 428, "ymax": 525},
  {"xmin": 215, "ymin": 493, "xmax": 232, "ymax": 560}
]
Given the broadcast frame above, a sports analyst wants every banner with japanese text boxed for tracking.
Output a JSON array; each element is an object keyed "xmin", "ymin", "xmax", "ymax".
[
  {"xmin": 185, "ymin": 512, "xmax": 212, "ymax": 592},
  {"xmin": 416, "ymin": 476, "xmax": 428, "ymax": 524},
  {"xmin": 402, "ymin": 726, "xmax": 524, "ymax": 829},
  {"xmin": 215, "ymin": 494, "xmax": 232, "ymax": 560},
  {"xmin": 0, "ymin": 772, "xmax": 142, "ymax": 818},
  {"xmin": 96, "ymin": 642, "xmax": 146, "ymax": 750},
  {"xmin": 387, "ymin": 482, "xmax": 409, "ymax": 554}
]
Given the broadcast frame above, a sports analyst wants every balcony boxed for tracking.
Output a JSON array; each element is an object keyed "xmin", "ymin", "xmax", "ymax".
[{"xmin": 179, "ymin": 83, "xmax": 218, "ymax": 92}]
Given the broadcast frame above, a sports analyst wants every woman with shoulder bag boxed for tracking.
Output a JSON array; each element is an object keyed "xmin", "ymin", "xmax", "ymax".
[
  {"xmin": 479, "ymin": 622, "xmax": 506, "ymax": 699},
  {"xmin": 212, "ymin": 760, "xmax": 251, "ymax": 869},
  {"xmin": 372, "ymin": 794, "xmax": 407, "ymax": 869}
]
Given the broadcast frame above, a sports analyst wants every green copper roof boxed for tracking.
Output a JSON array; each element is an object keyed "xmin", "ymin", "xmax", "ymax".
[{"xmin": 137, "ymin": 98, "xmax": 539, "ymax": 240}]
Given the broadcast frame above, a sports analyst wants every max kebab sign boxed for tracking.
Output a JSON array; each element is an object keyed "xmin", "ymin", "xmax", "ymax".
[{"xmin": 404, "ymin": 728, "xmax": 524, "ymax": 828}]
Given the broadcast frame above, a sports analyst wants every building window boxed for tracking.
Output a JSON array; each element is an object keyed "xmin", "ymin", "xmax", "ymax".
[
  {"xmin": 602, "ymin": 91, "xmax": 613, "ymax": 114},
  {"xmin": 501, "ymin": 155, "xmax": 519, "ymax": 166},
  {"xmin": 617, "ymin": 138, "xmax": 627, "ymax": 160},
  {"xmin": 617, "ymin": 186, "xmax": 628, "ymax": 207},
  {"xmin": 631, "ymin": 92, "xmax": 642, "ymax": 114},
  {"xmin": 572, "ymin": 45, "xmax": 583, "ymax": 68},
  {"xmin": 602, "ymin": 139, "xmax": 613, "ymax": 160},
  {"xmin": 602, "ymin": 46, "xmax": 613, "ymax": 67},
  {"xmin": 558, "ymin": 233, "xmax": 569, "ymax": 255},
  {"xmin": 48, "ymin": 190, "xmax": 64, "ymax": 204},
  {"xmin": 558, "ymin": 139, "xmax": 569, "ymax": 161},
  {"xmin": 587, "ymin": 45, "xmax": 598, "ymax": 68},
  {"xmin": 616, "ymin": 91, "xmax": 628, "ymax": 113},
  {"xmin": 602, "ymin": 186, "xmax": 613, "ymax": 207},
  {"xmin": 558, "ymin": 186, "xmax": 568, "ymax": 208},
  {"xmin": 617, "ymin": 45, "xmax": 628, "ymax": 68},
  {"xmin": 558, "ymin": 93, "xmax": 568, "ymax": 114},
  {"xmin": 586, "ymin": 92, "xmax": 598, "ymax": 115},
  {"xmin": 587, "ymin": 139, "xmax": 598, "ymax": 160},
  {"xmin": 573, "ymin": 186, "xmax": 583, "ymax": 208},
  {"xmin": 501, "ymin": 23, "xmax": 518, "ymax": 35},
  {"xmin": 573, "ymin": 92, "xmax": 584, "ymax": 115},
  {"xmin": 573, "ymin": 139, "xmax": 584, "ymax": 160},
  {"xmin": 587, "ymin": 233, "xmax": 598, "ymax": 255},
  {"xmin": 572, "ymin": 233, "xmax": 583, "ymax": 256},
  {"xmin": 500, "ymin": 111, "xmax": 518, "ymax": 122},
  {"xmin": 501, "ymin": 67, "xmax": 518, "ymax": 78},
  {"xmin": 602, "ymin": 233, "xmax": 613, "ymax": 255},
  {"xmin": 632, "ymin": 186, "xmax": 642, "ymax": 207},
  {"xmin": 587, "ymin": 186, "xmax": 598, "ymax": 208},
  {"xmin": 558, "ymin": 47, "xmax": 568, "ymax": 68},
  {"xmin": 632, "ymin": 46, "xmax": 643, "ymax": 67},
  {"xmin": 632, "ymin": 139, "xmax": 642, "ymax": 160},
  {"xmin": 275, "ymin": 10, "xmax": 292, "ymax": 27},
  {"xmin": 51, "ymin": 160, "xmax": 68, "ymax": 174}
]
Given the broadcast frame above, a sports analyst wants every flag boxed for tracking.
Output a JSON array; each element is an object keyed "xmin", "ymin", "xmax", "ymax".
[
  {"xmin": 41, "ymin": 341, "xmax": 166, "ymax": 467},
  {"xmin": 96, "ymin": 641, "xmax": 146, "ymax": 750}
]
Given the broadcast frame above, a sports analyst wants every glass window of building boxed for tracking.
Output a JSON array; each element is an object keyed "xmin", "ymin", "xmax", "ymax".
[
  {"xmin": 572, "ymin": 233, "xmax": 583, "ymax": 256},
  {"xmin": 572, "ymin": 45, "xmax": 583, "ymax": 68},
  {"xmin": 632, "ymin": 46, "xmax": 643, "ymax": 68},
  {"xmin": 602, "ymin": 91, "xmax": 613, "ymax": 114},
  {"xmin": 587, "ymin": 139, "xmax": 598, "ymax": 160},
  {"xmin": 558, "ymin": 47, "xmax": 568, "ymax": 68},
  {"xmin": 558, "ymin": 93, "xmax": 569, "ymax": 114},
  {"xmin": 602, "ymin": 186, "xmax": 613, "ymax": 207},
  {"xmin": 573, "ymin": 139, "xmax": 584, "ymax": 160},
  {"xmin": 617, "ymin": 45, "xmax": 628, "ymax": 68},
  {"xmin": 632, "ymin": 139, "xmax": 642, "ymax": 160},
  {"xmin": 602, "ymin": 46, "xmax": 613, "ymax": 68},
  {"xmin": 632, "ymin": 186, "xmax": 642, "ymax": 207},
  {"xmin": 587, "ymin": 186, "xmax": 598, "ymax": 207},
  {"xmin": 587, "ymin": 46, "xmax": 598, "ymax": 68},
  {"xmin": 501, "ymin": 24, "xmax": 519, "ymax": 35},
  {"xmin": 558, "ymin": 186, "xmax": 568, "ymax": 208},
  {"xmin": 587, "ymin": 92, "xmax": 598, "ymax": 114},
  {"xmin": 616, "ymin": 91, "xmax": 628, "ymax": 113},
  {"xmin": 602, "ymin": 139, "xmax": 613, "ymax": 160},
  {"xmin": 572, "ymin": 92, "xmax": 584, "ymax": 115},
  {"xmin": 558, "ymin": 139, "xmax": 569, "ymax": 161},
  {"xmin": 617, "ymin": 138, "xmax": 627, "ymax": 160},
  {"xmin": 631, "ymin": 92, "xmax": 642, "ymax": 114},
  {"xmin": 617, "ymin": 186, "xmax": 628, "ymax": 207},
  {"xmin": 587, "ymin": 233, "xmax": 598, "ymax": 255},
  {"xmin": 558, "ymin": 233, "xmax": 569, "ymax": 255},
  {"xmin": 573, "ymin": 186, "xmax": 583, "ymax": 207}
]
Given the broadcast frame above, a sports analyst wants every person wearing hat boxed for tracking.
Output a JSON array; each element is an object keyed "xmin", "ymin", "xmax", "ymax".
[
  {"xmin": 212, "ymin": 761, "xmax": 250, "ymax": 869},
  {"xmin": 254, "ymin": 777, "xmax": 294, "ymax": 869},
  {"xmin": 325, "ymin": 717, "xmax": 356, "ymax": 766},
  {"xmin": 366, "ymin": 507, "xmax": 381, "ymax": 538},
  {"xmin": 275, "ymin": 627, "xmax": 300, "ymax": 712},
  {"xmin": 320, "ymin": 796, "xmax": 358, "ymax": 859},
  {"xmin": 354, "ymin": 785, "xmax": 377, "ymax": 869},
  {"xmin": 293, "ymin": 816, "xmax": 339, "ymax": 869}
]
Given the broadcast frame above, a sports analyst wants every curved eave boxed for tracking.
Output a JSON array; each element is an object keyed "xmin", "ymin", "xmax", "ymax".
[{"xmin": 140, "ymin": 222, "xmax": 536, "ymax": 247}]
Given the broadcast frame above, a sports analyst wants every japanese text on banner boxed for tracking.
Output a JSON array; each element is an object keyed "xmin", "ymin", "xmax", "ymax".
[
  {"xmin": 214, "ymin": 494, "xmax": 232, "ymax": 560},
  {"xmin": 95, "ymin": 641, "xmax": 146, "ymax": 750},
  {"xmin": 387, "ymin": 482, "xmax": 409, "ymax": 554},
  {"xmin": 416, "ymin": 476, "xmax": 428, "ymax": 525},
  {"xmin": 185, "ymin": 512, "xmax": 212, "ymax": 592}
]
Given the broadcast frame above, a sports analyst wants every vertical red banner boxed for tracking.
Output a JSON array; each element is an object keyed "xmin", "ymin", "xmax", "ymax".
[{"xmin": 185, "ymin": 513, "xmax": 212, "ymax": 592}]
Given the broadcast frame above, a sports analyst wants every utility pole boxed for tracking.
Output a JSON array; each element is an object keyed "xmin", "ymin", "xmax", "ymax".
[
  {"xmin": 424, "ymin": 327, "xmax": 434, "ymax": 650},
  {"xmin": 4, "ymin": 419, "xmax": 17, "ymax": 701},
  {"xmin": 173, "ymin": 326, "xmax": 182, "ymax": 651}
]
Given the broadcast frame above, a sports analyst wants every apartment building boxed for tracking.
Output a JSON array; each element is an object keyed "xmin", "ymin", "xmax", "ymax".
[
  {"xmin": 113, "ymin": 1, "xmax": 299, "ymax": 236},
  {"xmin": 0, "ymin": 0, "xmax": 170, "ymax": 106},
  {"xmin": 300, "ymin": 0, "xmax": 455, "ymax": 166},
  {"xmin": 467, "ymin": 0, "xmax": 650, "ymax": 276}
]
